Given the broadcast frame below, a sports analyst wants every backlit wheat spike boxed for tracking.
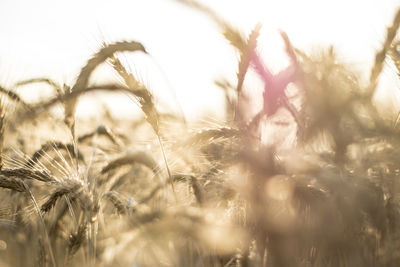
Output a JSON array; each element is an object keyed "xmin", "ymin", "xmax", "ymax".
[
  {"xmin": 234, "ymin": 23, "xmax": 262, "ymax": 123},
  {"xmin": 175, "ymin": 0, "xmax": 246, "ymax": 51},
  {"xmin": 280, "ymin": 30, "xmax": 299, "ymax": 66},
  {"xmin": 237, "ymin": 23, "xmax": 262, "ymax": 94},
  {"xmin": 108, "ymin": 53, "xmax": 160, "ymax": 134},
  {"xmin": 65, "ymin": 41, "xmax": 147, "ymax": 132}
]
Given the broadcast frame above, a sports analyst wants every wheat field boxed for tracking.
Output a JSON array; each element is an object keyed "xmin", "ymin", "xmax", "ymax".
[{"xmin": 1, "ymin": 1, "xmax": 400, "ymax": 266}]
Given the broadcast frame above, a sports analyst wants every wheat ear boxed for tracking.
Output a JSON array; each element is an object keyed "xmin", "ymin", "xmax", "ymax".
[{"xmin": 367, "ymin": 8, "xmax": 400, "ymax": 97}]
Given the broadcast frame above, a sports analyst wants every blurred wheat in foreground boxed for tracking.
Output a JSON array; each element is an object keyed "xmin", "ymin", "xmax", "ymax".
[{"xmin": 1, "ymin": 1, "xmax": 400, "ymax": 267}]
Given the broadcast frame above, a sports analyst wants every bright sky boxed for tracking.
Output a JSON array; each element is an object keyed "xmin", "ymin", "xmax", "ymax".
[{"xmin": 0, "ymin": 0, "xmax": 399, "ymax": 121}]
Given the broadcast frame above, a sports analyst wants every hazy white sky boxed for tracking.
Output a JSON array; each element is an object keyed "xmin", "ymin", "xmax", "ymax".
[{"xmin": 0, "ymin": 0, "xmax": 399, "ymax": 120}]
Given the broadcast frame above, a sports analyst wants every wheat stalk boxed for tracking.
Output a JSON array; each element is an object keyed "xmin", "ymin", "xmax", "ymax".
[
  {"xmin": 15, "ymin": 77, "xmax": 63, "ymax": 96},
  {"xmin": 0, "ymin": 85, "xmax": 29, "ymax": 107}
]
